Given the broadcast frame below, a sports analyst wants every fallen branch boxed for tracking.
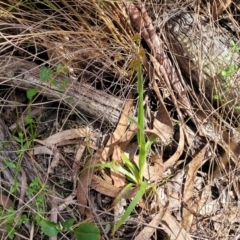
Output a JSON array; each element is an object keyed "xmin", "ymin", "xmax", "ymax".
[{"xmin": 0, "ymin": 56, "xmax": 124, "ymax": 126}]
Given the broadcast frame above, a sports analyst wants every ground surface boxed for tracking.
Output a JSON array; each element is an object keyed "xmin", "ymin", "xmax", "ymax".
[{"xmin": 0, "ymin": 1, "xmax": 240, "ymax": 239}]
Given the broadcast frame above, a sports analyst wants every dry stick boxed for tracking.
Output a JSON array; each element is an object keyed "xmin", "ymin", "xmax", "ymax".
[{"xmin": 0, "ymin": 56, "xmax": 123, "ymax": 126}]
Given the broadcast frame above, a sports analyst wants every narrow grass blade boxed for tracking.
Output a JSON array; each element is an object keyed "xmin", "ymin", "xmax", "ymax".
[
  {"xmin": 85, "ymin": 163, "xmax": 137, "ymax": 184},
  {"xmin": 111, "ymin": 183, "xmax": 134, "ymax": 208},
  {"xmin": 112, "ymin": 181, "xmax": 148, "ymax": 234},
  {"xmin": 125, "ymin": 114, "xmax": 144, "ymax": 132},
  {"xmin": 121, "ymin": 152, "xmax": 140, "ymax": 180},
  {"xmin": 145, "ymin": 135, "xmax": 158, "ymax": 153},
  {"xmin": 137, "ymin": 63, "xmax": 145, "ymax": 148},
  {"xmin": 136, "ymin": 63, "xmax": 146, "ymax": 182}
]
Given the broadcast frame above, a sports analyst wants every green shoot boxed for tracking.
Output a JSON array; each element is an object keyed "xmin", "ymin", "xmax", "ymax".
[
  {"xmin": 39, "ymin": 64, "xmax": 69, "ymax": 92},
  {"xmin": 84, "ymin": 47, "xmax": 158, "ymax": 234},
  {"xmin": 112, "ymin": 181, "xmax": 148, "ymax": 233}
]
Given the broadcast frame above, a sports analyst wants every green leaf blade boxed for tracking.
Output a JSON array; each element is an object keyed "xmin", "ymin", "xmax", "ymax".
[
  {"xmin": 62, "ymin": 218, "xmax": 74, "ymax": 231},
  {"xmin": 39, "ymin": 219, "xmax": 59, "ymax": 237},
  {"xmin": 112, "ymin": 182, "xmax": 148, "ymax": 234},
  {"xmin": 40, "ymin": 67, "xmax": 49, "ymax": 82},
  {"xmin": 121, "ymin": 152, "xmax": 139, "ymax": 180},
  {"xmin": 26, "ymin": 88, "xmax": 37, "ymax": 101},
  {"xmin": 73, "ymin": 223, "xmax": 100, "ymax": 240},
  {"xmin": 86, "ymin": 163, "xmax": 137, "ymax": 184}
]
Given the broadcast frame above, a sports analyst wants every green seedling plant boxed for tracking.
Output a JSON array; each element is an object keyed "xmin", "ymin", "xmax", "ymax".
[
  {"xmin": 213, "ymin": 40, "xmax": 240, "ymax": 110},
  {"xmin": 26, "ymin": 178, "xmax": 100, "ymax": 239},
  {"xmin": 25, "ymin": 178, "xmax": 101, "ymax": 239},
  {"xmin": 40, "ymin": 64, "xmax": 69, "ymax": 92},
  {"xmin": 0, "ymin": 206, "xmax": 29, "ymax": 239},
  {"xmin": 26, "ymin": 177, "xmax": 48, "ymax": 225},
  {"xmin": 85, "ymin": 48, "xmax": 158, "ymax": 234},
  {"xmin": 26, "ymin": 177, "xmax": 100, "ymax": 239},
  {"xmin": 25, "ymin": 178, "xmax": 98, "ymax": 239},
  {"xmin": 11, "ymin": 87, "xmax": 39, "ymax": 193},
  {"xmin": 1, "ymin": 64, "xmax": 70, "ymax": 239},
  {"xmin": 0, "ymin": 85, "xmax": 41, "ymax": 239},
  {"xmin": 9, "ymin": 65, "xmax": 98, "ymax": 239},
  {"xmin": 14, "ymin": 63, "xmax": 70, "ymax": 153},
  {"xmin": 221, "ymin": 40, "xmax": 239, "ymax": 78},
  {"xmin": 0, "ymin": 175, "xmax": 45, "ymax": 238},
  {"xmin": 37, "ymin": 219, "xmax": 100, "ymax": 239},
  {"xmin": 0, "ymin": 88, "xmax": 40, "ymax": 238},
  {"xmin": 12, "ymin": 60, "xmax": 69, "ymax": 157}
]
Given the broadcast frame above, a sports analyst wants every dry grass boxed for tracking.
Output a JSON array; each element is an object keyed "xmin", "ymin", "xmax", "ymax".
[{"xmin": 0, "ymin": 0, "xmax": 240, "ymax": 239}]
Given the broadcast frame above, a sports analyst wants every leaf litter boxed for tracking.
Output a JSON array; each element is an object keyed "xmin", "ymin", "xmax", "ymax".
[{"xmin": 1, "ymin": 0, "xmax": 240, "ymax": 239}]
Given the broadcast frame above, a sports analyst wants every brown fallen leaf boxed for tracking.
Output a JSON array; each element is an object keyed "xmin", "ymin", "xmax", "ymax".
[
  {"xmin": 0, "ymin": 192, "xmax": 13, "ymax": 209},
  {"xmin": 145, "ymin": 109, "xmax": 173, "ymax": 145},
  {"xmin": 211, "ymin": 0, "xmax": 232, "ymax": 19},
  {"xmin": 102, "ymin": 95, "xmax": 133, "ymax": 161},
  {"xmin": 56, "ymin": 139, "xmax": 98, "ymax": 150},
  {"xmin": 135, "ymin": 211, "xmax": 165, "ymax": 240},
  {"xmin": 49, "ymin": 195, "xmax": 59, "ymax": 240},
  {"xmin": 48, "ymin": 149, "xmax": 61, "ymax": 175},
  {"xmin": 73, "ymin": 144, "xmax": 86, "ymax": 189},
  {"xmin": 182, "ymin": 145, "xmax": 208, "ymax": 231},
  {"xmin": 91, "ymin": 175, "xmax": 122, "ymax": 198},
  {"xmin": 111, "ymin": 145, "xmax": 125, "ymax": 188},
  {"xmin": 118, "ymin": 122, "xmax": 138, "ymax": 151},
  {"xmin": 43, "ymin": 128, "xmax": 97, "ymax": 146},
  {"xmin": 145, "ymin": 72, "xmax": 173, "ymax": 144},
  {"xmin": 147, "ymin": 197, "xmax": 194, "ymax": 240},
  {"xmin": 58, "ymin": 193, "xmax": 76, "ymax": 211},
  {"xmin": 32, "ymin": 145, "xmax": 54, "ymax": 155},
  {"xmin": 148, "ymin": 154, "xmax": 164, "ymax": 182},
  {"xmin": 32, "ymin": 143, "xmax": 65, "ymax": 175},
  {"xmin": 91, "ymin": 175, "xmax": 138, "ymax": 200},
  {"xmin": 103, "ymin": 96, "xmax": 133, "ymax": 187},
  {"xmin": 161, "ymin": 209, "xmax": 193, "ymax": 240},
  {"xmin": 77, "ymin": 149, "xmax": 102, "ymax": 216},
  {"xmin": 163, "ymin": 124, "xmax": 185, "ymax": 171},
  {"xmin": 133, "ymin": 153, "xmax": 163, "ymax": 182}
]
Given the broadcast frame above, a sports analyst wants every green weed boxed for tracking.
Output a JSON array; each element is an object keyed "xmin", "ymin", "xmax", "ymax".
[
  {"xmin": 0, "ymin": 87, "xmax": 40, "ymax": 238},
  {"xmin": 0, "ymin": 207, "xmax": 29, "ymax": 239},
  {"xmin": 40, "ymin": 64, "xmax": 69, "ymax": 92},
  {"xmin": 112, "ymin": 48, "xmax": 158, "ymax": 233},
  {"xmin": 0, "ymin": 63, "xmax": 71, "ymax": 239}
]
